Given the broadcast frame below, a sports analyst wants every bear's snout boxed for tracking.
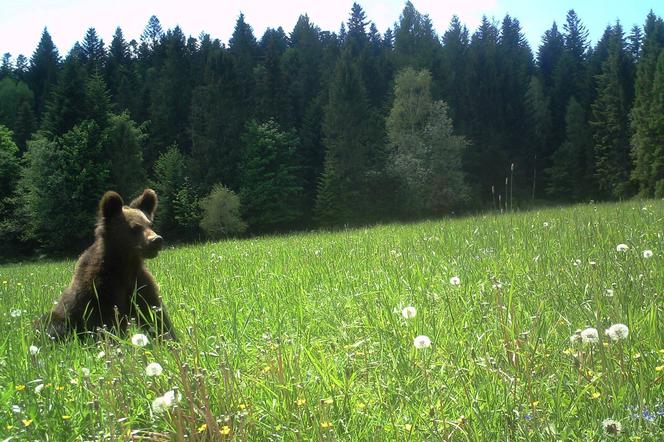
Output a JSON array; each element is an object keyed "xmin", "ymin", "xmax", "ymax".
[{"xmin": 149, "ymin": 235, "xmax": 164, "ymax": 250}]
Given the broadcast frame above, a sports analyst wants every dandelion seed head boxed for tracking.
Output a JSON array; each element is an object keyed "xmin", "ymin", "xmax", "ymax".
[
  {"xmin": 131, "ymin": 333, "xmax": 149, "ymax": 347},
  {"xmin": 602, "ymin": 418, "xmax": 622, "ymax": 435},
  {"xmin": 29, "ymin": 345, "xmax": 39, "ymax": 356},
  {"xmin": 604, "ymin": 323, "xmax": 629, "ymax": 341},
  {"xmin": 413, "ymin": 335, "xmax": 432, "ymax": 349},
  {"xmin": 643, "ymin": 249, "xmax": 653, "ymax": 258},
  {"xmin": 616, "ymin": 244, "xmax": 629, "ymax": 252},
  {"xmin": 580, "ymin": 327, "xmax": 599, "ymax": 344},
  {"xmin": 145, "ymin": 362, "xmax": 163, "ymax": 377},
  {"xmin": 401, "ymin": 306, "xmax": 417, "ymax": 319},
  {"xmin": 605, "ymin": 289, "xmax": 614, "ymax": 297},
  {"xmin": 10, "ymin": 308, "xmax": 22, "ymax": 318},
  {"xmin": 449, "ymin": 276, "xmax": 461, "ymax": 286},
  {"xmin": 80, "ymin": 367, "xmax": 90, "ymax": 377}
]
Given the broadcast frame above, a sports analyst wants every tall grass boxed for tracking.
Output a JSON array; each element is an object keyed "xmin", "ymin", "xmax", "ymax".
[{"xmin": 1, "ymin": 201, "xmax": 663, "ymax": 440}]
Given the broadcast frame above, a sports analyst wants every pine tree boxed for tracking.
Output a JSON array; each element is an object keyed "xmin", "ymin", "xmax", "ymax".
[
  {"xmin": 40, "ymin": 52, "xmax": 87, "ymax": 137},
  {"xmin": 254, "ymin": 27, "xmax": 291, "ymax": 126},
  {"xmin": 141, "ymin": 15, "xmax": 164, "ymax": 51},
  {"xmin": 28, "ymin": 28, "xmax": 60, "ymax": 119},
  {"xmin": 631, "ymin": 12, "xmax": 664, "ymax": 195},
  {"xmin": 591, "ymin": 23, "xmax": 635, "ymax": 198},
  {"xmin": 646, "ymin": 50, "xmax": 664, "ymax": 196},
  {"xmin": 81, "ymin": 28, "xmax": 106, "ymax": 74},
  {"xmin": 393, "ymin": 1, "xmax": 440, "ymax": 71},
  {"xmin": 19, "ymin": 121, "xmax": 111, "ymax": 251},
  {"xmin": 546, "ymin": 97, "xmax": 593, "ymax": 199},
  {"xmin": 103, "ymin": 112, "xmax": 147, "ymax": 198},
  {"xmin": 1, "ymin": 53, "xmax": 12, "ymax": 79},
  {"xmin": 440, "ymin": 16, "xmax": 469, "ymax": 129},
  {"xmin": 240, "ymin": 120, "xmax": 303, "ymax": 231},
  {"xmin": 315, "ymin": 48, "xmax": 375, "ymax": 224},
  {"xmin": 0, "ymin": 125, "xmax": 24, "ymax": 255}
]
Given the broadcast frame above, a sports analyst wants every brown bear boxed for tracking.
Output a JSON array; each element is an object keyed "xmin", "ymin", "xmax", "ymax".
[{"xmin": 38, "ymin": 189, "xmax": 176, "ymax": 341}]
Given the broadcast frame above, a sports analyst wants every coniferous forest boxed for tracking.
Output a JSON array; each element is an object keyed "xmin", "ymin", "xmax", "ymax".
[{"xmin": 1, "ymin": 2, "xmax": 664, "ymax": 258}]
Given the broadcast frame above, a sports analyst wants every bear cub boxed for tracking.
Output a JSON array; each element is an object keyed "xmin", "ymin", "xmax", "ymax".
[{"xmin": 39, "ymin": 189, "xmax": 177, "ymax": 340}]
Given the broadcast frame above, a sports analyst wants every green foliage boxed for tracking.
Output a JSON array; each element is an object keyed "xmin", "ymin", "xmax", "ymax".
[
  {"xmin": 27, "ymin": 28, "xmax": 60, "ymax": 118},
  {"xmin": 240, "ymin": 120, "xmax": 303, "ymax": 231},
  {"xmin": 104, "ymin": 112, "xmax": 147, "ymax": 198},
  {"xmin": 590, "ymin": 24, "xmax": 635, "ymax": 199},
  {"xmin": 152, "ymin": 146, "xmax": 191, "ymax": 238},
  {"xmin": 199, "ymin": 184, "xmax": 247, "ymax": 238},
  {"xmin": 18, "ymin": 121, "xmax": 111, "ymax": 251},
  {"xmin": 631, "ymin": 13, "xmax": 664, "ymax": 196},
  {"xmin": 387, "ymin": 68, "xmax": 469, "ymax": 216},
  {"xmin": 0, "ymin": 78, "xmax": 34, "ymax": 139},
  {"xmin": 546, "ymin": 98, "xmax": 593, "ymax": 200}
]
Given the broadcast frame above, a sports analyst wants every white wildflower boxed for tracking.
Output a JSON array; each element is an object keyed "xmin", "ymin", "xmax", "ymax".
[
  {"xmin": 449, "ymin": 276, "xmax": 461, "ymax": 286},
  {"xmin": 10, "ymin": 308, "xmax": 22, "ymax": 318},
  {"xmin": 413, "ymin": 335, "xmax": 432, "ymax": 349},
  {"xmin": 151, "ymin": 389, "xmax": 181, "ymax": 414},
  {"xmin": 570, "ymin": 330, "xmax": 582, "ymax": 344},
  {"xmin": 605, "ymin": 323, "xmax": 629, "ymax": 342},
  {"xmin": 11, "ymin": 404, "xmax": 21, "ymax": 413},
  {"xmin": 580, "ymin": 327, "xmax": 599, "ymax": 344},
  {"xmin": 605, "ymin": 289, "xmax": 614, "ymax": 297},
  {"xmin": 616, "ymin": 244, "xmax": 629, "ymax": 252},
  {"xmin": 34, "ymin": 384, "xmax": 44, "ymax": 394},
  {"xmin": 401, "ymin": 306, "xmax": 417, "ymax": 319},
  {"xmin": 602, "ymin": 418, "xmax": 622, "ymax": 435},
  {"xmin": 131, "ymin": 333, "xmax": 149, "ymax": 347},
  {"xmin": 96, "ymin": 351, "xmax": 106, "ymax": 359},
  {"xmin": 543, "ymin": 222, "xmax": 550, "ymax": 227},
  {"xmin": 80, "ymin": 367, "xmax": 90, "ymax": 377},
  {"xmin": 145, "ymin": 362, "xmax": 163, "ymax": 377},
  {"xmin": 643, "ymin": 249, "xmax": 653, "ymax": 258},
  {"xmin": 29, "ymin": 345, "xmax": 39, "ymax": 356}
]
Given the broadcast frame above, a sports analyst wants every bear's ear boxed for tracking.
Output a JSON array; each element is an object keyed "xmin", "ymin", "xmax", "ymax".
[
  {"xmin": 100, "ymin": 191, "xmax": 124, "ymax": 219},
  {"xmin": 130, "ymin": 188, "xmax": 158, "ymax": 221}
]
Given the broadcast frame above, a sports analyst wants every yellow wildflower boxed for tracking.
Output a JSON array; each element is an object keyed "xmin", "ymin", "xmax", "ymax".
[
  {"xmin": 238, "ymin": 403, "xmax": 247, "ymax": 410},
  {"xmin": 15, "ymin": 385, "xmax": 25, "ymax": 391},
  {"xmin": 22, "ymin": 419, "xmax": 33, "ymax": 427},
  {"xmin": 591, "ymin": 392, "xmax": 601, "ymax": 399},
  {"xmin": 296, "ymin": 398, "xmax": 306, "ymax": 406},
  {"xmin": 262, "ymin": 365, "xmax": 271, "ymax": 373},
  {"xmin": 220, "ymin": 425, "xmax": 231, "ymax": 435},
  {"xmin": 6, "ymin": 424, "xmax": 13, "ymax": 430},
  {"xmin": 404, "ymin": 424, "xmax": 413, "ymax": 431},
  {"xmin": 356, "ymin": 402, "xmax": 366, "ymax": 409},
  {"xmin": 197, "ymin": 423, "xmax": 207, "ymax": 433},
  {"xmin": 655, "ymin": 365, "xmax": 664, "ymax": 372},
  {"xmin": 62, "ymin": 415, "xmax": 71, "ymax": 420},
  {"xmin": 321, "ymin": 421, "xmax": 333, "ymax": 429}
]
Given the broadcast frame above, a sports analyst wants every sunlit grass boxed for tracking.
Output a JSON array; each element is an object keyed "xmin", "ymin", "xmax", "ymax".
[{"xmin": 1, "ymin": 201, "xmax": 663, "ymax": 440}]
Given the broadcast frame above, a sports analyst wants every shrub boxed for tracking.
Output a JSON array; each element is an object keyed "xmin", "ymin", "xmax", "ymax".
[{"xmin": 199, "ymin": 184, "xmax": 247, "ymax": 239}]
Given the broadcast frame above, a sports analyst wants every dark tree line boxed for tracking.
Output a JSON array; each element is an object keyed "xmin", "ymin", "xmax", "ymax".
[{"xmin": 1, "ymin": 2, "xmax": 663, "ymax": 257}]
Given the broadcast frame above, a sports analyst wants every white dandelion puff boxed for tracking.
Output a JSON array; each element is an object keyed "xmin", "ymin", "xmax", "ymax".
[
  {"xmin": 413, "ymin": 335, "xmax": 432, "ymax": 349},
  {"xmin": 543, "ymin": 221, "xmax": 550, "ymax": 227},
  {"xmin": 11, "ymin": 405, "xmax": 21, "ymax": 413},
  {"xmin": 643, "ymin": 249, "xmax": 653, "ymax": 258},
  {"xmin": 401, "ymin": 306, "xmax": 417, "ymax": 319},
  {"xmin": 151, "ymin": 395, "xmax": 169, "ymax": 414},
  {"xmin": 96, "ymin": 351, "xmax": 106, "ymax": 359},
  {"xmin": 616, "ymin": 244, "xmax": 629, "ymax": 252},
  {"xmin": 570, "ymin": 330, "xmax": 582, "ymax": 344},
  {"xmin": 131, "ymin": 333, "xmax": 149, "ymax": 347},
  {"xmin": 34, "ymin": 384, "xmax": 44, "ymax": 394},
  {"xmin": 580, "ymin": 327, "xmax": 599, "ymax": 344},
  {"xmin": 10, "ymin": 308, "xmax": 22, "ymax": 318},
  {"xmin": 605, "ymin": 289, "xmax": 614, "ymax": 297},
  {"xmin": 145, "ymin": 362, "xmax": 163, "ymax": 377},
  {"xmin": 29, "ymin": 345, "xmax": 39, "ymax": 356},
  {"xmin": 80, "ymin": 367, "xmax": 90, "ymax": 377},
  {"xmin": 605, "ymin": 323, "xmax": 629, "ymax": 342},
  {"xmin": 602, "ymin": 418, "xmax": 622, "ymax": 435},
  {"xmin": 449, "ymin": 276, "xmax": 461, "ymax": 286}
]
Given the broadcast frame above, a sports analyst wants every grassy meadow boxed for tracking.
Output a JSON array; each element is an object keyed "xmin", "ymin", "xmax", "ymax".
[{"xmin": 1, "ymin": 201, "xmax": 663, "ymax": 441}]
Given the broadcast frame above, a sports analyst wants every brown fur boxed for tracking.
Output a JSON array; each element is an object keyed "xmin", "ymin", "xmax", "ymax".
[{"xmin": 38, "ymin": 189, "xmax": 176, "ymax": 341}]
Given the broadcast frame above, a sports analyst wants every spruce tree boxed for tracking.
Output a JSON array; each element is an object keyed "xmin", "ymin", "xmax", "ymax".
[
  {"xmin": 631, "ymin": 12, "xmax": 664, "ymax": 195},
  {"xmin": 240, "ymin": 120, "xmax": 303, "ymax": 231},
  {"xmin": 28, "ymin": 28, "xmax": 60, "ymax": 119},
  {"xmin": 591, "ymin": 24, "xmax": 635, "ymax": 198}
]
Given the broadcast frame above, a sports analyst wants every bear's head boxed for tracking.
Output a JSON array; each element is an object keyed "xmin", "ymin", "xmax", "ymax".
[{"xmin": 98, "ymin": 189, "xmax": 164, "ymax": 259}]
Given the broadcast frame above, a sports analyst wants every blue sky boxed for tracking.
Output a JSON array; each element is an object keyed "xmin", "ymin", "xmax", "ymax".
[{"xmin": 0, "ymin": 1, "xmax": 662, "ymax": 60}]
